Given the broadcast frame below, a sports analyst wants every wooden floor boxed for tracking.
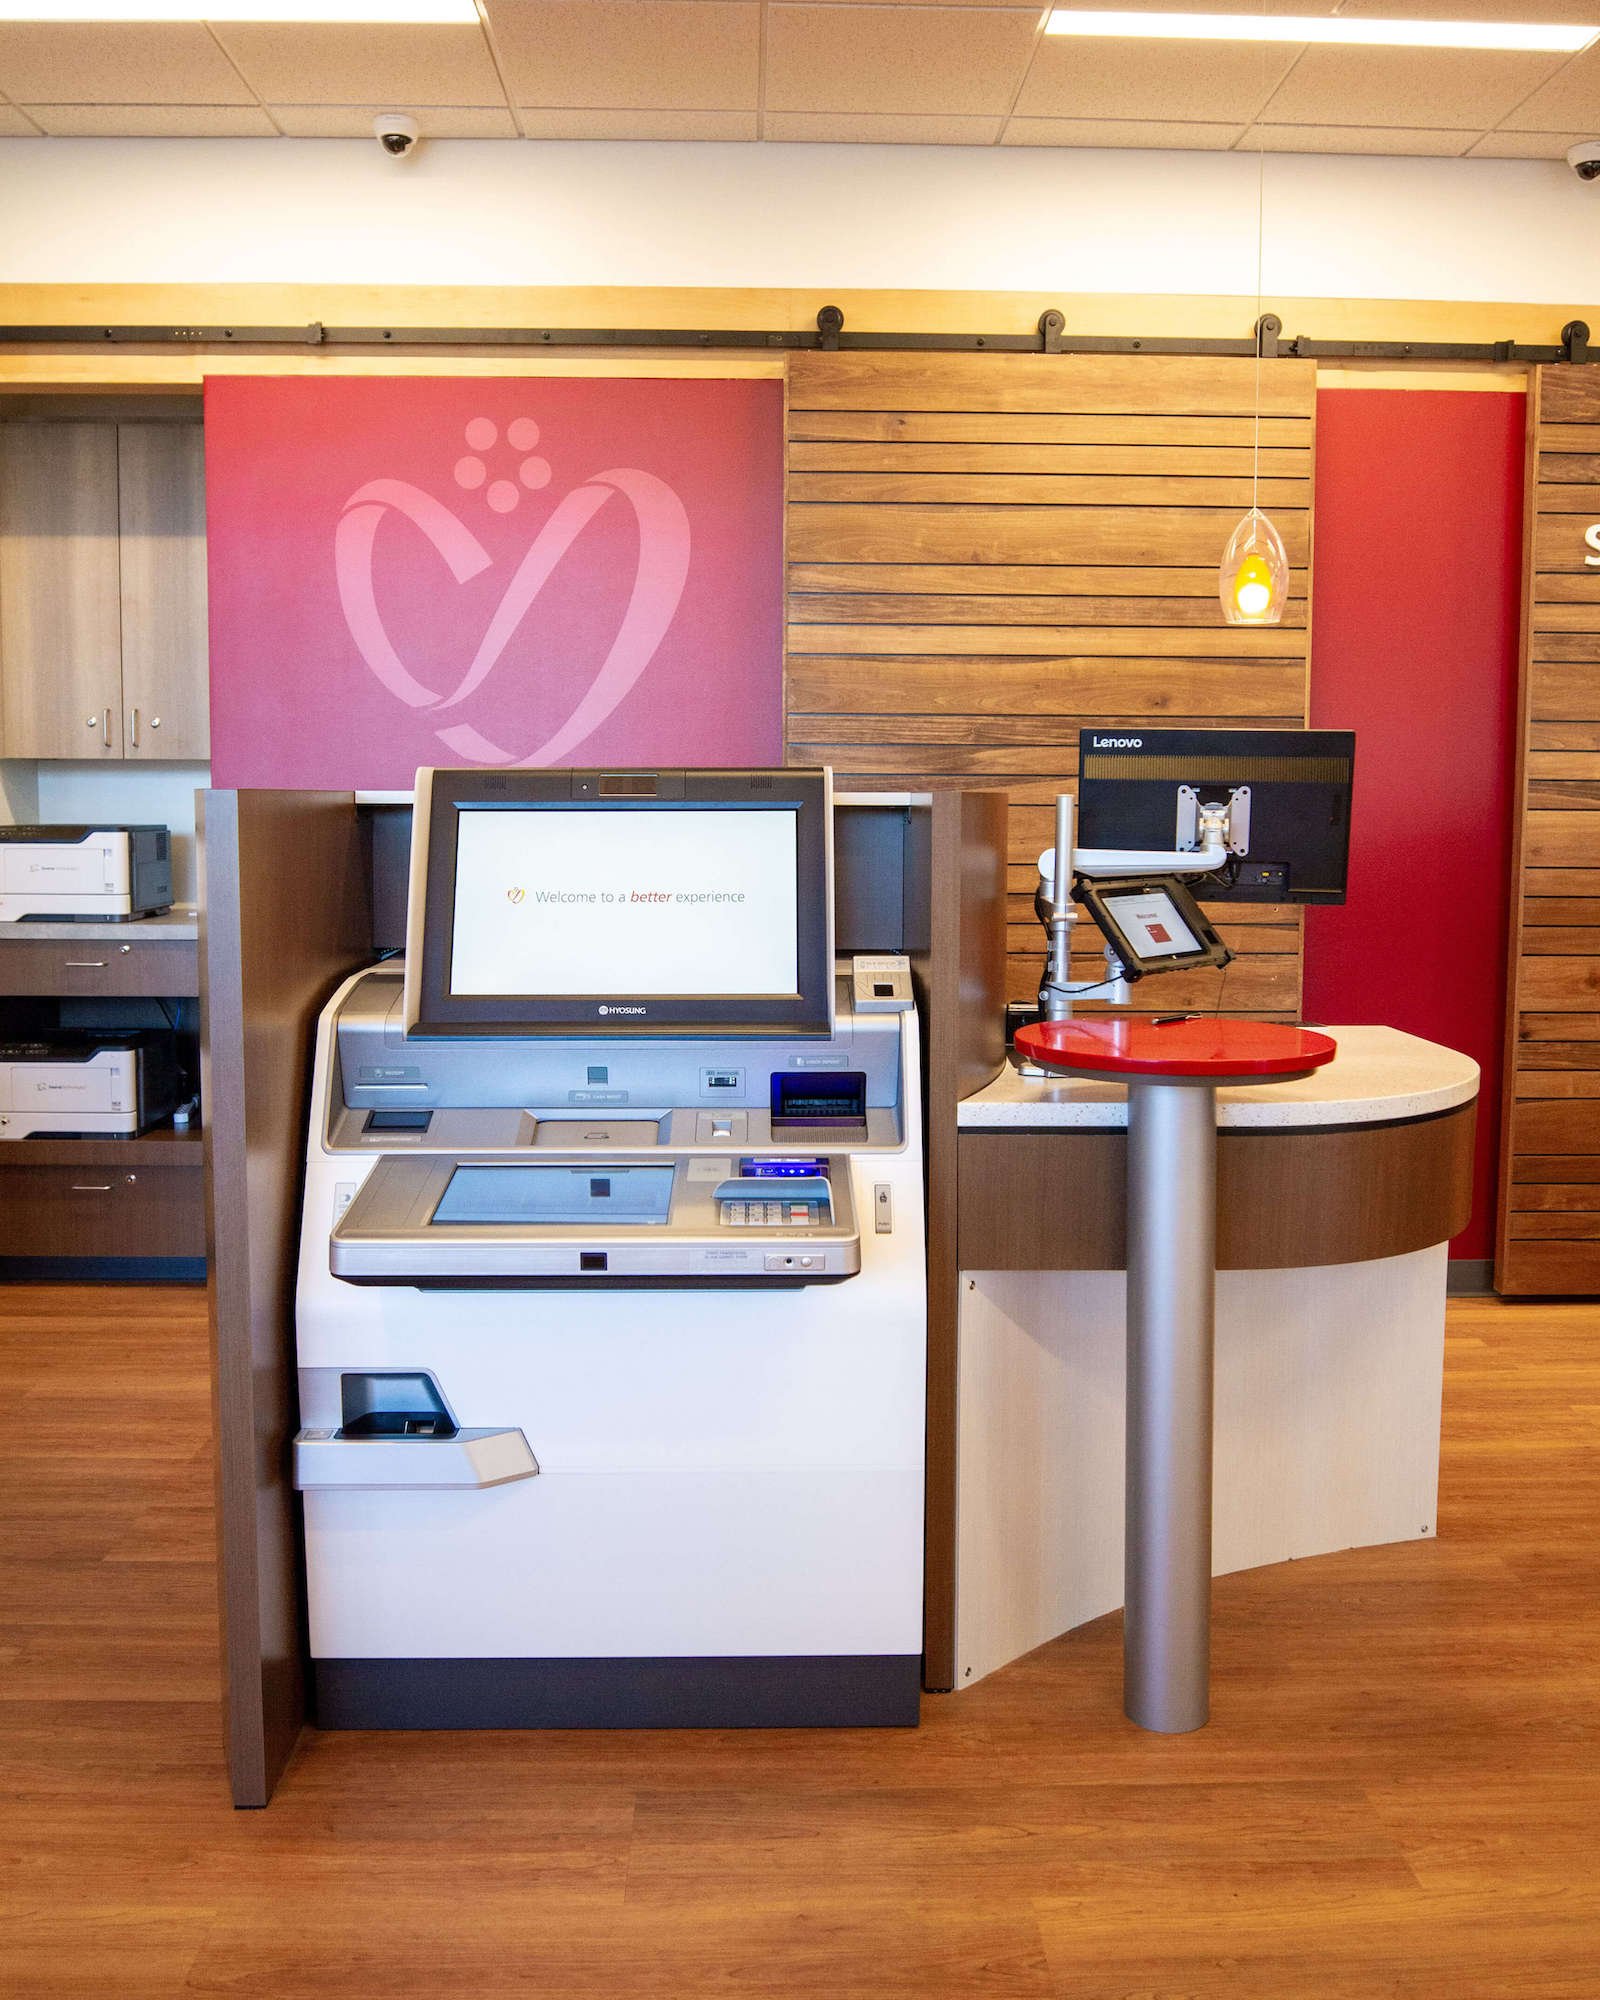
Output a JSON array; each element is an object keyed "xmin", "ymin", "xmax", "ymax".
[{"xmin": 2, "ymin": 1285, "xmax": 1598, "ymax": 1999}]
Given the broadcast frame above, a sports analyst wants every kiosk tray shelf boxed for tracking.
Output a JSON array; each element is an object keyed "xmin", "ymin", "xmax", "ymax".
[{"xmin": 331, "ymin": 1152, "xmax": 860, "ymax": 1285}]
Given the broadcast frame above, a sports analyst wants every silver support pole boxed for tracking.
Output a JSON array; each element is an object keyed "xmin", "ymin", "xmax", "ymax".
[
  {"xmin": 1124, "ymin": 1077, "xmax": 1217, "ymax": 1733},
  {"xmin": 1040, "ymin": 793, "xmax": 1076, "ymax": 1023}
]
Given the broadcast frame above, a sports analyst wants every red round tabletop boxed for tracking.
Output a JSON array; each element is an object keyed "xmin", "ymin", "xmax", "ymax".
[{"xmin": 1014, "ymin": 1015, "xmax": 1338, "ymax": 1081}]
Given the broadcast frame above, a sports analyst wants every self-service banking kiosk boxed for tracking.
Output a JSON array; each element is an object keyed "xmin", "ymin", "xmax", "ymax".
[{"xmin": 294, "ymin": 768, "xmax": 926, "ymax": 1728}]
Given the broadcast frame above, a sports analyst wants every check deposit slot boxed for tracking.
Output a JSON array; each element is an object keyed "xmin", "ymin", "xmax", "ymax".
[{"xmin": 294, "ymin": 768, "xmax": 926, "ymax": 1730}]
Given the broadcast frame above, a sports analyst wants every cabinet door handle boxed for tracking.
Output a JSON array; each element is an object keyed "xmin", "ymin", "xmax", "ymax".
[
  {"xmin": 64, "ymin": 959, "xmax": 108, "ymax": 968},
  {"xmin": 102, "ymin": 706, "xmax": 112, "ymax": 749},
  {"xmin": 72, "ymin": 1184, "xmax": 113, "ymax": 1193},
  {"xmin": 129, "ymin": 706, "xmax": 140, "ymax": 748}
]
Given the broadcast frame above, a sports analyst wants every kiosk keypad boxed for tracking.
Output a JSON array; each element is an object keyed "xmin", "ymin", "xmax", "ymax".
[{"xmin": 721, "ymin": 1197, "xmax": 820, "ymax": 1227}]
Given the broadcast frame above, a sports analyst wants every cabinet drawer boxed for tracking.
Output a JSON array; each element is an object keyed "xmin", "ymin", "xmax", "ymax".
[
  {"xmin": 0, "ymin": 1162, "xmax": 204, "ymax": 1257},
  {"xmin": 0, "ymin": 937, "xmax": 197, "ymax": 997}
]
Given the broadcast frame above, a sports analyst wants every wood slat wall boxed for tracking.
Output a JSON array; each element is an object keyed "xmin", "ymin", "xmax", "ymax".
[
  {"xmin": 784, "ymin": 353, "xmax": 1314, "ymax": 1013},
  {"xmin": 1496, "ymin": 368, "xmax": 1600, "ymax": 1296}
]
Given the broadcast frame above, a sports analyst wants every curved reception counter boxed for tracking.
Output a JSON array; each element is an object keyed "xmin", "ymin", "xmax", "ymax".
[{"xmin": 950, "ymin": 1025, "xmax": 1479, "ymax": 1694}]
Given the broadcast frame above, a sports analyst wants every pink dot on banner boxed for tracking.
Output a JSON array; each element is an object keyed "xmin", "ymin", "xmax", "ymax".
[
  {"xmin": 454, "ymin": 456, "xmax": 486, "ymax": 489},
  {"xmin": 465, "ymin": 417, "xmax": 497, "ymax": 451},
  {"xmin": 486, "ymin": 480, "xmax": 520, "ymax": 514},
  {"xmin": 508, "ymin": 417, "xmax": 541, "ymax": 450},
  {"xmin": 520, "ymin": 456, "xmax": 552, "ymax": 490}
]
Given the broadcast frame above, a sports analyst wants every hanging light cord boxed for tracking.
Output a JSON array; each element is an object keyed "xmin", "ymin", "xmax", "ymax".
[
  {"xmin": 1251, "ymin": 11, "xmax": 1267, "ymax": 520},
  {"xmin": 1252, "ymin": 138, "xmax": 1265, "ymax": 516}
]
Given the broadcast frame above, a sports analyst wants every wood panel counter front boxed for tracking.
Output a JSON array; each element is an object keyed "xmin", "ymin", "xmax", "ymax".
[
  {"xmin": 947, "ymin": 1026, "xmax": 1479, "ymax": 1697},
  {"xmin": 957, "ymin": 1026, "xmax": 1478, "ymax": 1272}
]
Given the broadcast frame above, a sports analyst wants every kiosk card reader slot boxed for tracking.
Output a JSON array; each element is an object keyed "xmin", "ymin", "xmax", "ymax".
[{"xmin": 294, "ymin": 770, "xmax": 926, "ymax": 1729}]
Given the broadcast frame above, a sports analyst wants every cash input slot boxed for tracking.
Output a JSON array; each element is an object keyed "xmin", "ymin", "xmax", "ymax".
[{"xmin": 769, "ymin": 1069, "xmax": 868, "ymax": 1143}]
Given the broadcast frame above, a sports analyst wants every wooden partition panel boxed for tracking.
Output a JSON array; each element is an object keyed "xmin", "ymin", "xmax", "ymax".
[
  {"xmin": 1497, "ymin": 368, "xmax": 1600, "ymax": 1295},
  {"xmin": 913, "ymin": 789, "xmax": 1009, "ymax": 1690},
  {"xmin": 200, "ymin": 791, "xmax": 371, "ymax": 1806},
  {"xmin": 785, "ymin": 352, "xmax": 1314, "ymax": 1016}
]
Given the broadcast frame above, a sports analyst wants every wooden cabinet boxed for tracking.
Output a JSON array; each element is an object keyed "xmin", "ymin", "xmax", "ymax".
[
  {"xmin": 0, "ymin": 420, "xmax": 208, "ymax": 761},
  {"xmin": 116, "ymin": 425, "xmax": 210, "ymax": 761},
  {"xmin": 0, "ymin": 933, "xmax": 199, "ymax": 998},
  {"xmin": 0, "ymin": 423, "xmax": 122, "ymax": 759},
  {"xmin": 0, "ymin": 929, "xmax": 204, "ymax": 1267},
  {"xmin": 0, "ymin": 1151, "xmax": 205, "ymax": 1259}
]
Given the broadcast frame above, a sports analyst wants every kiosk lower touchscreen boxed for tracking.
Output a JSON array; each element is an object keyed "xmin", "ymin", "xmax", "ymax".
[{"xmin": 293, "ymin": 768, "xmax": 926, "ymax": 1728}]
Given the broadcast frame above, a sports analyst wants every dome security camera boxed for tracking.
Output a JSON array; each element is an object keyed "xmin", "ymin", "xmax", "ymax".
[
  {"xmin": 374, "ymin": 114, "xmax": 420, "ymax": 159},
  {"xmin": 1567, "ymin": 141, "xmax": 1600, "ymax": 182}
]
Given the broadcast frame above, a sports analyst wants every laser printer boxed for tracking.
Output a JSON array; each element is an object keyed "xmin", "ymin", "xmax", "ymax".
[
  {"xmin": 0, "ymin": 1030, "xmax": 181, "ymax": 1138},
  {"xmin": 0, "ymin": 825, "xmax": 173, "ymax": 923}
]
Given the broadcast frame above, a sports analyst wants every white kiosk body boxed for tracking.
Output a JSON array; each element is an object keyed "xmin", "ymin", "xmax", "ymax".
[{"xmin": 293, "ymin": 769, "xmax": 926, "ymax": 1728}]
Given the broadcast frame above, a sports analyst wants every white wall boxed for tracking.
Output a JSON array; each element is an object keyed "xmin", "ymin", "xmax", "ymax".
[
  {"xmin": 0, "ymin": 763, "xmax": 39, "ymax": 829},
  {"xmin": 1, "ymin": 138, "xmax": 1598, "ymax": 307},
  {"xmin": 30, "ymin": 763, "xmax": 207, "ymax": 903}
]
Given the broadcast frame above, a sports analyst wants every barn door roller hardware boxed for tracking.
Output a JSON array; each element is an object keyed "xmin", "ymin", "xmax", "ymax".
[{"xmin": 0, "ymin": 309, "xmax": 1592, "ymax": 364}]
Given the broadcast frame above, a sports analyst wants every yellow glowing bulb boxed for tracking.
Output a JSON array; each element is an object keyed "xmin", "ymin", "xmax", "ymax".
[{"xmin": 1232, "ymin": 554, "xmax": 1274, "ymax": 618}]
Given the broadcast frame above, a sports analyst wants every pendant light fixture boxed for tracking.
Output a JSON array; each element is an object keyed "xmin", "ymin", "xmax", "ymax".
[{"xmin": 1219, "ymin": 115, "xmax": 1288, "ymax": 626}]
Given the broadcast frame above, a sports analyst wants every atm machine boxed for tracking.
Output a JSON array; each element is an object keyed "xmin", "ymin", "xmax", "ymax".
[{"xmin": 293, "ymin": 767, "xmax": 926, "ymax": 1728}]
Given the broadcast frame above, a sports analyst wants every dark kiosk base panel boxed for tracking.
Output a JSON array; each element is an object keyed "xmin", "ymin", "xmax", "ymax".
[{"xmin": 314, "ymin": 1655, "xmax": 924, "ymax": 1729}]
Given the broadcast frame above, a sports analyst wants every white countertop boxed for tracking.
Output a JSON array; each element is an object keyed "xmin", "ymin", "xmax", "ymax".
[
  {"xmin": 0, "ymin": 909, "xmax": 199, "ymax": 942},
  {"xmin": 958, "ymin": 1025, "xmax": 1479, "ymax": 1130}
]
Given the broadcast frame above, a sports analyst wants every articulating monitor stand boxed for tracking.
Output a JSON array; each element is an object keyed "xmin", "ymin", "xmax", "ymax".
[{"xmin": 1011, "ymin": 1015, "xmax": 1338, "ymax": 1733}]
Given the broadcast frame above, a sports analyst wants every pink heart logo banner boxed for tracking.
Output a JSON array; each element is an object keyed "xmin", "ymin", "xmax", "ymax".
[{"xmin": 204, "ymin": 377, "xmax": 783, "ymax": 789}]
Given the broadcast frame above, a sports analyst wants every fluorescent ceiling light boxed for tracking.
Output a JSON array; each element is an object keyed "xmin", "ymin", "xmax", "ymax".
[
  {"xmin": 1045, "ymin": 10, "xmax": 1598, "ymax": 53},
  {"xmin": 0, "ymin": 1, "xmax": 480, "ymax": 21}
]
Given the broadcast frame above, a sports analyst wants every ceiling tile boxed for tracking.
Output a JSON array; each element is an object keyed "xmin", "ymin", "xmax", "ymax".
[
  {"xmin": 764, "ymin": 110, "xmax": 1004, "ymax": 140},
  {"xmin": 1003, "ymin": 114, "xmax": 1244, "ymax": 146},
  {"xmin": 813, "ymin": 0, "xmax": 1049, "ymax": 7},
  {"xmin": 1044, "ymin": 0, "xmax": 1341, "ymax": 10},
  {"xmin": 766, "ymin": 3, "xmax": 1040, "ymax": 115},
  {"xmin": 1468, "ymin": 127, "xmax": 1598, "ymax": 156},
  {"xmin": 1498, "ymin": 46, "xmax": 1600, "ymax": 131},
  {"xmin": 214, "ymin": 25, "xmax": 504, "ymax": 109},
  {"xmin": 27, "ymin": 102, "xmax": 278, "ymax": 135},
  {"xmin": 1259, "ymin": 48, "xmax": 1570, "ymax": 129},
  {"xmin": 270, "ymin": 103, "xmax": 518, "ymax": 136},
  {"xmin": 0, "ymin": 102, "xmax": 40, "ymax": 133},
  {"xmin": 1244, "ymin": 123, "xmax": 1478, "ymax": 154},
  {"xmin": 1015, "ymin": 38, "xmax": 1299, "ymax": 121},
  {"xmin": 485, "ymin": 2, "xmax": 760, "ymax": 111},
  {"xmin": 0, "ymin": 24, "xmax": 256, "ymax": 105},
  {"xmin": 520, "ymin": 107, "xmax": 758, "ymax": 136},
  {"xmin": 1332, "ymin": 0, "xmax": 1600, "ymax": 20}
]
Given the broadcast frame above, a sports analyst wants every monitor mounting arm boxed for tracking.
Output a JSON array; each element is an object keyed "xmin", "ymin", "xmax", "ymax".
[{"xmin": 1035, "ymin": 787, "xmax": 1248, "ymax": 1024}]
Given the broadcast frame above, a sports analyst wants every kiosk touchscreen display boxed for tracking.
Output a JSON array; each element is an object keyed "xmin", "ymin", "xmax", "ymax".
[
  {"xmin": 1099, "ymin": 888, "xmax": 1201, "ymax": 960},
  {"xmin": 451, "ymin": 808, "xmax": 799, "ymax": 998},
  {"xmin": 406, "ymin": 768, "xmax": 834, "ymax": 1039}
]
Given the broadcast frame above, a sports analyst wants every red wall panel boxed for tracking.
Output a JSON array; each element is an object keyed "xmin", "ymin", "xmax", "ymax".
[
  {"xmin": 1305, "ymin": 387, "xmax": 1524, "ymax": 1261},
  {"xmin": 205, "ymin": 376, "xmax": 784, "ymax": 787}
]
